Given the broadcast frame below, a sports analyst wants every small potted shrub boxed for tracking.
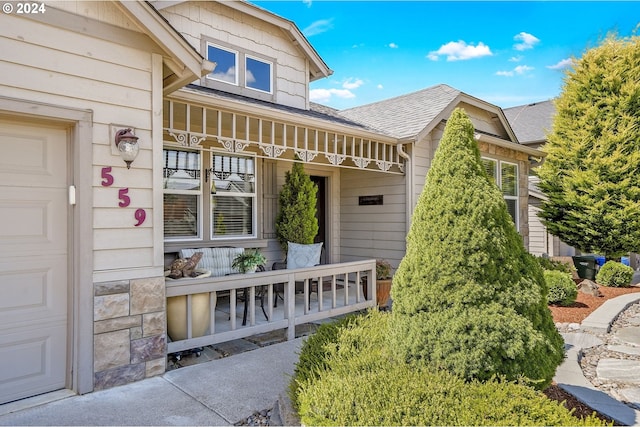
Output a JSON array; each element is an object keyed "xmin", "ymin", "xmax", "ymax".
[
  {"xmin": 232, "ymin": 249, "xmax": 266, "ymax": 274},
  {"xmin": 363, "ymin": 259, "xmax": 393, "ymax": 308}
]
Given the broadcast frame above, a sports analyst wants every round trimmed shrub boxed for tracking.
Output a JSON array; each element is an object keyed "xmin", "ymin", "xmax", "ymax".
[
  {"xmin": 295, "ymin": 310, "xmax": 604, "ymax": 426},
  {"xmin": 545, "ymin": 270, "xmax": 578, "ymax": 306},
  {"xmin": 596, "ymin": 261, "xmax": 634, "ymax": 287},
  {"xmin": 390, "ymin": 109, "xmax": 564, "ymax": 389}
]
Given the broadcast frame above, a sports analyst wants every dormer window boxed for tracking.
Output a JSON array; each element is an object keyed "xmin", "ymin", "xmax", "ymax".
[
  {"xmin": 207, "ymin": 44, "xmax": 238, "ymax": 85},
  {"xmin": 203, "ymin": 39, "xmax": 274, "ymax": 100},
  {"xmin": 246, "ymin": 56, "xmax": 272, "ymax": 93}
]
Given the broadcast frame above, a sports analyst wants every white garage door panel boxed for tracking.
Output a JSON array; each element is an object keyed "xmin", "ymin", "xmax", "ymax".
[
  {"xmin": 0, "ymin": 119, "xmax": 69, "ymax": 404},
  {"xmin": 0, "ymin": 255, "xmax": 67, "ymax": 326},
  {"xmin": 0, "ymin": 188, "xmax": 67, "ymax": 256},
  {"xmin": 0, "ymin": 324, "xmax": 67, "ymax": 404},
  {"xmin": 0, "ymin": 123, "xmax": 67, "ymax": 188}
]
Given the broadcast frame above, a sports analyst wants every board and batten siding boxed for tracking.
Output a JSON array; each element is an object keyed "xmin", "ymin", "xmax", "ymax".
[
  {"xmin": 0, "ymin": 8, "xmax": 164, "ymax": 282},
  {"xmin": 160, "ymin": 2, "xmax": 309, "ymax": 110},
  {"xmin": 340, "ymin": 169, "xmax": 406, "ymax": 269}
]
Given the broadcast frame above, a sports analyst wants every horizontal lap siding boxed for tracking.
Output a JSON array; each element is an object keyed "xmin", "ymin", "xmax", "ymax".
[
  {"xmin": 340, "ymin": 169, "xmax": 406, "ymax": 269},
  {"xmin": 0, "ymin": 12, "xmax": 158, "ymax": 277}
]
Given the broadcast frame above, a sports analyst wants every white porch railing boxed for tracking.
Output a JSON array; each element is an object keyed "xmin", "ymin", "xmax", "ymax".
[{"xmin": 165, "ymin": 260, "xmax": 376, "ymax": 354}]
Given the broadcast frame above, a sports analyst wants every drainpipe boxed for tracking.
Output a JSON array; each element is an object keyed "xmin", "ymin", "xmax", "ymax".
[{"xmin": 397, "ymin": 142, "xmax": 412, "ymax": 236}]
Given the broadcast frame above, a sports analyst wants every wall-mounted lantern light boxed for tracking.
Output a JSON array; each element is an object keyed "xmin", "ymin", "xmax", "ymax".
[{"xmin": 114, "ymin": 128, "xmax": 139, "ymax": 169}]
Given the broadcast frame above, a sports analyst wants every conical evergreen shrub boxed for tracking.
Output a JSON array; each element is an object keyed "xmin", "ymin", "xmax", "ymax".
[
  {"xmin": 275, "ymin": 161, "xmax": 318, "ymax": 252},
  {"xmin": 390, "ymin": 108, "xmax": 564, "ymax": 389}
]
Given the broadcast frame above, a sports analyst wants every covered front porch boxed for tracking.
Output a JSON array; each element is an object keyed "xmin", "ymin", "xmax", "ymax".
[{"xmin": 165, "ymin": 260, "xmax": 377, "ymax": 356}]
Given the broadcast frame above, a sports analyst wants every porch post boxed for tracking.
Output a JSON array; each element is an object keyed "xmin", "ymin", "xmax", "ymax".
[{"xmin": 285, "ymin": 274, "xmax": 296, "ymax": 340}]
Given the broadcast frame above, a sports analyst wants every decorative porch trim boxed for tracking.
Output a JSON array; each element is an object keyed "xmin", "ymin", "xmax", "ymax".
[{"xmin": 164, "ymin": 99, "xmax": 405, "ymax": 174}]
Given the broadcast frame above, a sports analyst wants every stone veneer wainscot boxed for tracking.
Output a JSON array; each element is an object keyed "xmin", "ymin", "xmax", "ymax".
[{"xmin": 93, "ymin": 277, "xmax": 166, "ymax": 390}]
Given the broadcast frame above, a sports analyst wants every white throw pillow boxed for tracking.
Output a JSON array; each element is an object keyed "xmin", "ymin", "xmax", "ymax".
[{"xmin": 287, "ymin": 242, "xmax": 323, "ymax": 269}]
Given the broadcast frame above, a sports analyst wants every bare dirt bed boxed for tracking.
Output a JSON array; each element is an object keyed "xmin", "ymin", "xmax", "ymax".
[{"xmin": 545, "ymin": 284, "xmax": 640, "ymax": 424}]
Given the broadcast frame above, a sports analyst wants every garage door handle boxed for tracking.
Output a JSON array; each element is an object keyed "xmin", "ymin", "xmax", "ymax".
[{"xmin": 69, "ymin": 185, "xmax": 76, "ymax": 205}]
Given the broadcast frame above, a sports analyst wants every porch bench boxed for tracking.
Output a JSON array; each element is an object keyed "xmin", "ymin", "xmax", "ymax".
[{"xmin": 167, "ymin": 247, "xmax": 266, "ymax": 344}]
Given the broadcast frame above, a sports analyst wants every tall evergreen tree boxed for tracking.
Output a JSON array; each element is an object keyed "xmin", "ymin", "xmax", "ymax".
[
  {"xmin": 275, "ymin": 161, "xmax": 318, "ymax": 252},
  {"xmin": 390, "ymin": 109, "xmax": 564, "ymax": 389},
  {"xmin": 538, "ymin": 34, "xmax": 640, "ymax": 257}
]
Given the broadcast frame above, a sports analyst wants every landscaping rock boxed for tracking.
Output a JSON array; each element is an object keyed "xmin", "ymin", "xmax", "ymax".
[{"xmin": 578, "ymin": 280, "xmax": 603, "ymax": 297}]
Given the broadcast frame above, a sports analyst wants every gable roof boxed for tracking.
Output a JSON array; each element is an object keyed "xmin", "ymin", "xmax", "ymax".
[
  {"xmin": 150, "ymin": 0, "xmax": 332, "ymax": 82},
  {"xmin": 340, "ymin": 84, "xmax": 461, "ymax": 140},
  {"xmin": 503, "ymin": 100, "xmax": 556, "ymax": 144}
]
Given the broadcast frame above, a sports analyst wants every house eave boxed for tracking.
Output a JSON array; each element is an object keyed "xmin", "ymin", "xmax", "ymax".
[
  {"xmin": 171, "ymin": 87, "xmax": 398, "ymax": 144},
  {"xmin": 475, "ymin": 133, "xmax": 546, "ymax": 158}
]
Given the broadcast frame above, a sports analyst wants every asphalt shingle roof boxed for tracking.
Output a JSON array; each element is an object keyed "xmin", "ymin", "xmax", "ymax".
[
  {"xmin": 503, "ymin": 100, "xmax": 556, "ymax": 143},
  {"xmin": 339, "ymin": 84, "xmax": 461, "ymax": 139}
]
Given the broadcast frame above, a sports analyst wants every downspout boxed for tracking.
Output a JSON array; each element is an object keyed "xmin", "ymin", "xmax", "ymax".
[{"xmin": 397, "ymin": 142, "xmax": 412, "ymax": 236}]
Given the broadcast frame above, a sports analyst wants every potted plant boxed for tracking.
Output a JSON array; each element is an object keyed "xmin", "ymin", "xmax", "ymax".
[
  {"xmin": 363, "ymin": 259, "xmax": 393, "ymax": 308},
  {"xmin": 232, "ymin": 249, "xmax": 266, "ymax": 274}
]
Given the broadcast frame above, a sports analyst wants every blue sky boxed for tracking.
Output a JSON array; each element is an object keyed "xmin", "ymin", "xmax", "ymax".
[{"xmin": 251, "ymin": 1, "xmax": 640, "ymax": 110}]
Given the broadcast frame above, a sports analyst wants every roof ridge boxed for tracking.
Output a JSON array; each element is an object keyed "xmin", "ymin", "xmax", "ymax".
[{"xmin": 340, "ymin": 83, "xmax": 458, "ymax": 112}]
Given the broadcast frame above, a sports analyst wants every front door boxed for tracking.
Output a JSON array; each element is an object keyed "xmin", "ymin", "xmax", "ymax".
[
  {"xmin": 311, "ymin": 176, "xmax": 326, "ymax": 262},
  {"xmin": 0, "ymin": 118, "xmax": 70, "ymax": 404}
]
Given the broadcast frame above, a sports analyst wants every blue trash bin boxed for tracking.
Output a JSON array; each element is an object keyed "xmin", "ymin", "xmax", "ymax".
[
  {"xmin": 595, "ymin": 255, "xmax": 606, "ymax": 268},
  {"xmin": 622, "ymin": 256, "xmax": 630, "ymax": 266}
]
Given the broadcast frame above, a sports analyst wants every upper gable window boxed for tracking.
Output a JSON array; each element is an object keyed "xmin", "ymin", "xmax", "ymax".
[
  {"xmin": 246, "ymin": 56, "xmax": 272, "ymax": 93},
  {"xmin": 203, "ymin": 39, "xmax": 275, "ymax": 101},
  {"xmin": 207, "ymin": 44, "xmax": 238, "ymax": 85}
]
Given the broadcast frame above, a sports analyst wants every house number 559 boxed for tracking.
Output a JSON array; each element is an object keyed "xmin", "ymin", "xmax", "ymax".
[{"xmin": 101, "ymin": 166, "xmax": 146, "ymax": 227}]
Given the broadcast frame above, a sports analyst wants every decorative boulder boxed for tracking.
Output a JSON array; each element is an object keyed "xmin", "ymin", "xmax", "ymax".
[{"xmin": 577, "ymin": 279, "xmax": 603, "ymax": 297}]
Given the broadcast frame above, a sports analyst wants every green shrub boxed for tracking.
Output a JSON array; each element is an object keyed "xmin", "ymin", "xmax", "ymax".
[
  {"xmin": 537, "ymin": 256, "xmax": 575, "ymax": 275},
  {"xmin": 596, "ymin": 261, "xmax": 634, "ymax": 287},
  {"xmin": 545, "ymin": 270, "xmax": 578, "ymax": 306},
  {"xmin": 295, "ymin": 310, "xmax": 605, "ymax": 426},
  {"xmin": 389, "ymin": 109, "xmax": 564, "ymax": 389},
  {"xmin": 288, "ymin": 313, "xmax": 361, "ymax": 409},
  {"xmin": 275, "ymin": 161, "xmax": 318, "ymax": 253}
]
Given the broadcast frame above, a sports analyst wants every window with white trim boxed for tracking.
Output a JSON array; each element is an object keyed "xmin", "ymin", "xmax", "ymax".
[
  {"xmin": 482, "ymin": 158, "xmax": 519, "ymax": 227},
  {"xmin": 207, "ymin": 44, "xmax": 238, "ymax": 85},
  {"xmin": 205, "ymin": 41, "xmax": 274, "ymax": 96},
  {"xmin": 163, "ymin": 147, "xmax": 257, "ymax": 241}
]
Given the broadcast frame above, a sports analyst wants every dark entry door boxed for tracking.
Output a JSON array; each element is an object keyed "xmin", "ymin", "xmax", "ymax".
[{"xmin": 311, "ymin": 176, "xmax": 327, "ymax": 262}]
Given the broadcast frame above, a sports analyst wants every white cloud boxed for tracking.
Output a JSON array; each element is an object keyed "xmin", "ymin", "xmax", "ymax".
[
  {"xmin": 310, "ymin": 88, "xmax": 355, "ymax": 103},
  {"xmin": 496, "ymin": 65, "xmax": 534, "ymax": 77},
  {"xmin": 427, "ymin": 40, "xmax": 493, "ymax": 61},
  {"xmin": 388, "ymin": 42, "xmax": 398, "ymax": 49},
  {"xmin": 513, "ymin": 32, "xmax": 540, "ymax": 51},
  {"xmin": 509, "ymin": 55, "xmax": 523, "ymax": 62},
  {"xmin": 377, "ymin": 84, "xmax": 384, "ymax": 89},
  {"xmin": 302, "ymin": 0, "xmax": 312, "ymax": 7},
  {"xmin": 302, "ymin": 19, "xmax": 333, "ymax": 37},
  {"xmin": 547, "ymin": 58, "xmax": 574, "ymax": 70},
  {"xmin": 342, "ymin": 78, "xmax": 364, "ymax": 90}
]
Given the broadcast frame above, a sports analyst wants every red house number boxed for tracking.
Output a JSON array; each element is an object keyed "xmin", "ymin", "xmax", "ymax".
[{"xmin": 101, "ymin": 166, "xmax": 146, "ymax": 227}]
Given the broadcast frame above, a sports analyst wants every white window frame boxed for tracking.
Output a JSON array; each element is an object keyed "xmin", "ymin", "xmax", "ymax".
[
  {"xmin": 209, "ymin": 152, "xmax": 257, "ymax": 240},
  {"xmin": 163, "ymin": 145, "xmax": 258, "ymax": 243},
  {"xmin": 206, "ymin": 42, "xmax": 239, "ymax": 86},
  {"xmin": 245, "ymin": 54, "xmax": 273, "ymax": 94},
  {"xmin": 482, "ymin": 157, "xmax": 519, "ymax": 229}
]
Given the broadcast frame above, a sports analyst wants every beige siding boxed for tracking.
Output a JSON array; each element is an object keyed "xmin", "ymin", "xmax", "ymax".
[
  {"xmin": 340, "ymin": 169, "xmax": 406, "ymax": 269},
  {"xmin": 461, "ymin": 102, "xmax": 509, "ymax": 139},
  {"xmin": 0, "ymin": 10, "xmax": 162, "ymax": 280},
  {"xmin": 160, "ymin": 2, "xmax": 308, "ymax": 109},
  {"xmin": 528, "ymin": 205, "xmax": 547, "ymax": 256}
]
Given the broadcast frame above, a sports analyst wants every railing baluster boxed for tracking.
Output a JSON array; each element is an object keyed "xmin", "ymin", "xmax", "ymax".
[
  {"xmin": 331, "ymin": 275, "xmax": 337, "ymax": 308},
  {"xmin": 230, "ymin": 289, "xmax": 237, "ymax": 330}
]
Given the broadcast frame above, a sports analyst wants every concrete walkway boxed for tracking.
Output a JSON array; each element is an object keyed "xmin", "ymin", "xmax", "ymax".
[
  {"xmin": 555, "ymin": 290, "xmax": 640, "ymax": 426},
  {"xmin": 0, "ymin": 338, "xmax": 303, "ymax": 426}
]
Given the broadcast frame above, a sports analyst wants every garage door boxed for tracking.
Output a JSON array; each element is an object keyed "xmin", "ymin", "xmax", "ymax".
[{"xmin": 0, "ymin": 119, "xmax": 69, "ymax": 404}]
